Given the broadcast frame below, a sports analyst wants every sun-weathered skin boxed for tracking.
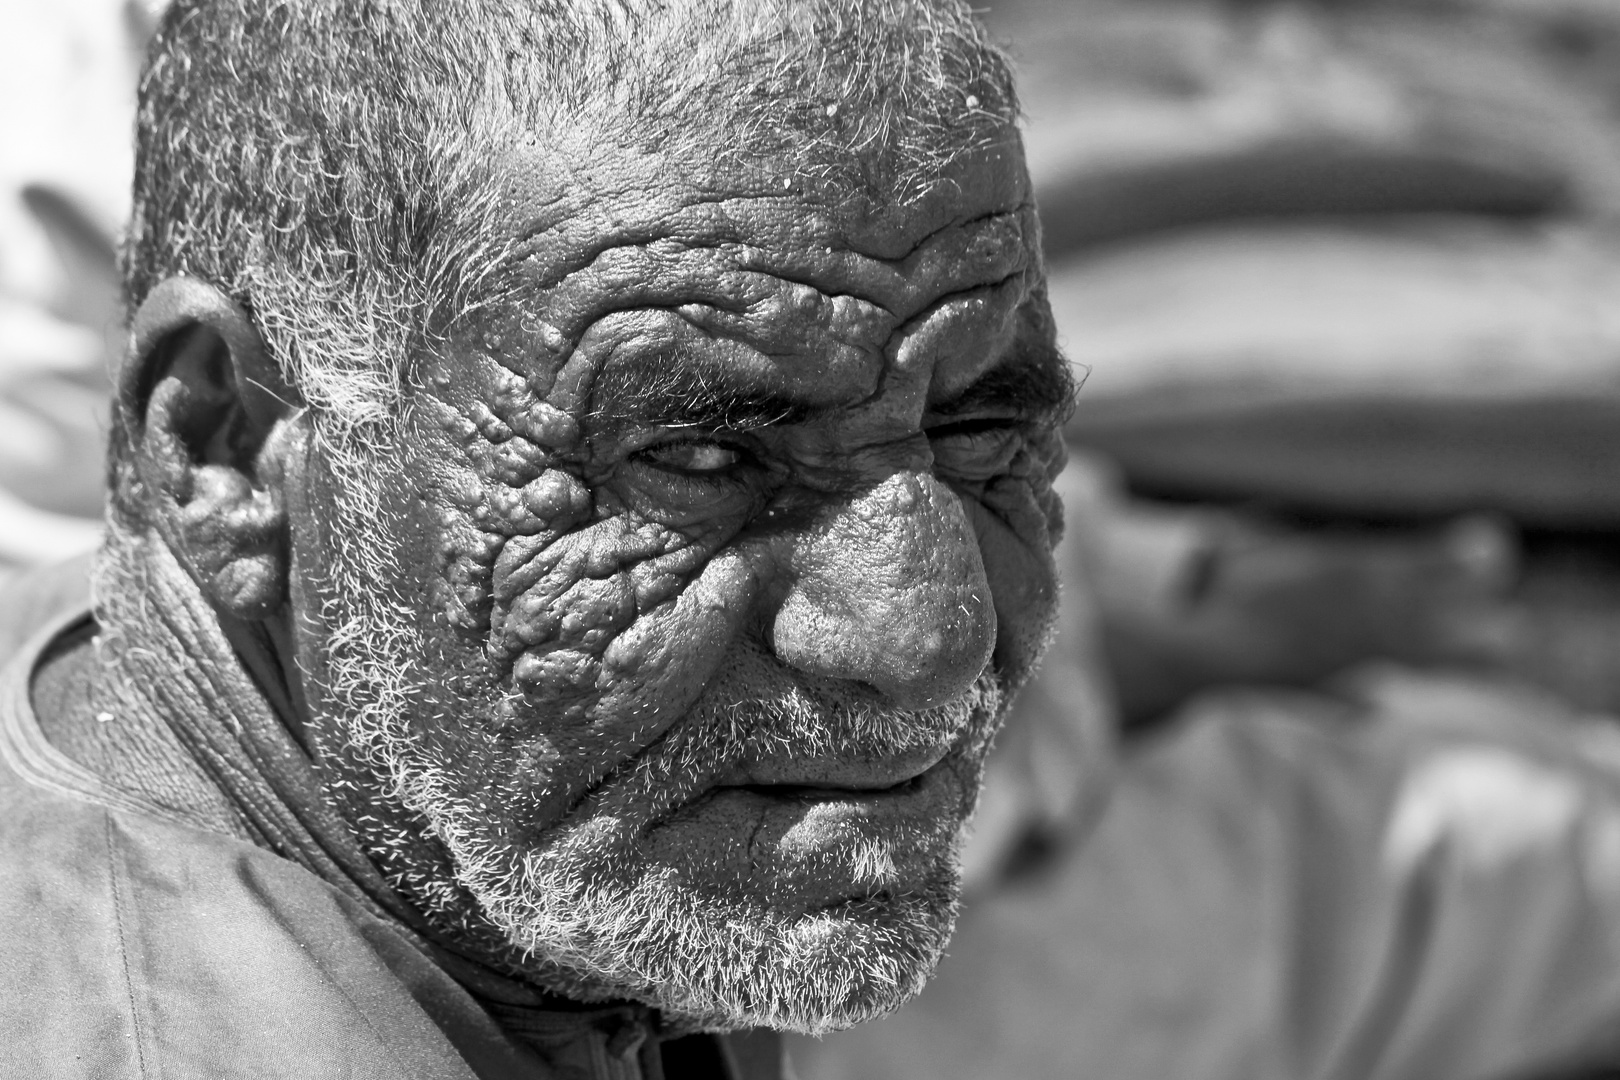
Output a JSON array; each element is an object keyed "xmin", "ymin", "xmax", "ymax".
[{"xmin": 281, "ymin": 131, "xmax": 1071, "ymax": 1000}]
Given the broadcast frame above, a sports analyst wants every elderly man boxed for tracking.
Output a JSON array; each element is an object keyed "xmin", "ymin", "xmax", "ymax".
[{"xmin": 0, "ymin": 1, "xmax": 1071, "ymax": 1077}]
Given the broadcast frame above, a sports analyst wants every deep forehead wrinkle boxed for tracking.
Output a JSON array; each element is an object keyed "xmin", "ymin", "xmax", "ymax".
[
  {"xmin": 506, "ymin": 193, "xmax": 1038, "ymax": 327},
  {"xmin": 585, "ymin": 284, "xmax": 1068, "ymax": 440}
]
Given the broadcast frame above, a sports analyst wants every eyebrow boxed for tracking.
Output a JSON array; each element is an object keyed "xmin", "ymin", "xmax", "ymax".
[
  {"xmin": 588, "ymin": 359, "xmax": 821, "ymax": 432},
  {"xmin": 931, "ymin": 351, "xmax": 1078, "ymax": 420}
]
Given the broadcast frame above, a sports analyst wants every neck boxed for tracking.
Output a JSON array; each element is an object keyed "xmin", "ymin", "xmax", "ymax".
[
  {"xmin": 35, "ymin": 611, "xmax": 251, "ymax": 836},
  {"xmin": 75, "ymin": 520, "xmax": 407, "ymax": 907}
]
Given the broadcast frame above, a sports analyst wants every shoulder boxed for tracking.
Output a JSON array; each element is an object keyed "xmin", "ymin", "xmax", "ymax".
[
  {"xmin": 0, "ymin": 554, "xmax": 93, "ymax": 665},
  {"xmin": 0, "ymin": 753, "xmax": 142, "ymax": 1077},
  {"xmin": 0, "ymin": 729, "xmax": 483, "ymax": 1079}
]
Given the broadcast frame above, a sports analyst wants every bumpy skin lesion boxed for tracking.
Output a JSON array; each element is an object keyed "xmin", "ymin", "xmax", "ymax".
[{"xmin": 299, "ymin": 140, "xmax": 1073, "ymax": 1004}]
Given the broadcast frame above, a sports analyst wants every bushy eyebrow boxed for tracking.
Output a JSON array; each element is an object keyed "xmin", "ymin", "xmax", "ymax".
[
  {"xmin": 931, "ymin": 352, "xmax": 1078, "ymax": 421},
  {"xmin": 588, "ymin": 359, "xmax": 820, "ymax": 432}
]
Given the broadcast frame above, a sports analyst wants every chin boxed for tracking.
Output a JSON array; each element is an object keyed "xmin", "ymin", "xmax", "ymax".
[{"xmin": 446, "ymin": 786, "xmax": 970, "ymax": 1035}]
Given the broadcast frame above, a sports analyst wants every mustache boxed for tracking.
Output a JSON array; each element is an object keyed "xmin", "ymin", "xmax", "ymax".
[
  {"xmin": 705, "ymin": 677, "xmax": 999, "ymax": 762},
  {"xmin": 569, "ymin": 655, "xmax": 1006, "ymax": 830}
]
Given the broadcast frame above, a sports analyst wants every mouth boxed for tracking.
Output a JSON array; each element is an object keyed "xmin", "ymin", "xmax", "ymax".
[
  {"xmin": 725, "ymin": 773, "xmax": 932, "ymax": 801},
  {"xmin": 635, "ymin": 751, "xmax": 968, "ymax": 913},
  {"xmin": 709, "ymin": 739, "xmax": 956, "ymax": 795}
]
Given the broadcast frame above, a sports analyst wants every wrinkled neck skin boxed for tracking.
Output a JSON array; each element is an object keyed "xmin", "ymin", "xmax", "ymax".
[{"xmin": 37, "ymin": 529, "xmax": 275, "ymax": 840}]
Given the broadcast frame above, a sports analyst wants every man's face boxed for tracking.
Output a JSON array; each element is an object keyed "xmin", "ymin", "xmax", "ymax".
[{"xmin": 292, "ymin": 132, "xmax": 1069, "ymax": 1031}]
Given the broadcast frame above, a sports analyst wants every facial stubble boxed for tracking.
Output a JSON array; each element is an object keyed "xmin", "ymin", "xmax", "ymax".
[{"xmin": 312, "ymin": 445, "xmax": 1006, "ymax": 1033}]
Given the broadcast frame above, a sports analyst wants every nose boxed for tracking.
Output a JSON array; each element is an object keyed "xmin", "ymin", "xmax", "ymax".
[{"xmin": 769, "ymin": 470, "xmax": 996, "ymax": 711}]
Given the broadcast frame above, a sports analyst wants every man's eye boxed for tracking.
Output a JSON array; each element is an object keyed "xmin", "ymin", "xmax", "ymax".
[
  {"xmin": 928, "ymin": 420, "xmax": 1021, "ymax": 482},
  {"xmin": 635, "ymin": 439, "xmax": 745, "ymax": 474}
]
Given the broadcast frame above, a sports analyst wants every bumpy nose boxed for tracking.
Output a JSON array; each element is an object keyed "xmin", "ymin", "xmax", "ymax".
[{"xmin": 770, "ymin": 471, "xmax": 996, "ymax": 711}]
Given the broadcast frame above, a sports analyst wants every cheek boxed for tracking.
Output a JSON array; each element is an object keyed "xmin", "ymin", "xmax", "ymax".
[
  {"xmin": 587, "ymin": 548, "xmax": 761, "ymax": 745},
  {"xmin": 458, "ymin": 495, "xmax": 761, "ymax": 740},
  {"xmin": 412, "ymin": 384, "xmax": 762, "ymax": 707},
  {"xmin": 406, "ymin": 493, "xmax": 764, "ymax": 831},
  {"xmin": 487, "ymin": 517, "xmax": 718, "ymax": 691}
]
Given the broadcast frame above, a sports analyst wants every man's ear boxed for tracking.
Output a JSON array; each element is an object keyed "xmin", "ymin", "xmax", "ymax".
[{"xmin": 122, "ymin": 276, "xmax": 303, "ymax": 620}]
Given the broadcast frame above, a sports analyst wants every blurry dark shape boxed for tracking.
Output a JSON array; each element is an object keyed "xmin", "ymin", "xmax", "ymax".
[
  {"xmin": 1067, "ymin": 458, "xmax": 1520, "ymax": 721},
  {"xmin": 1069, "ymin": 451, "xmax": 1620, "ymax": 726},
  {"xmin": 6, "ymin": 183, "xmax": 117, "ymax": 520},
  {"xmin": 1491, "ymin": 534, "xmax": 1620, "ymax": 717},
  {"xmin": 20, "ymin": 183, "xmax": 119, "ymax": 327},
  {"xmin": 1043, "ymin": 149, "xmax": 1560, "ymax": 254},
  {"xmin": 1054, "ymin": 222, "xmax": 1620, "ymax": 526},
  {"xmin": 1010, "ymin": 3, "xmax": 1620, "ymax": 256}
]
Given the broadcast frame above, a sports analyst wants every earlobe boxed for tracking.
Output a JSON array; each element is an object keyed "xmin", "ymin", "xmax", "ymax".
[{"xmin": 125, "ymin": 276, "xmax": 302, "ymax": 620}]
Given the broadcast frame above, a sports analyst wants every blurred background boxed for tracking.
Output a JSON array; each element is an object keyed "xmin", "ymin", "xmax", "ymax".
[
  {"xmin": 0, "ymin": 0, "xmax": 161, "ymax": 565},
  {"xmin": 12, "ymin": 1, "xmax": 1620, "ymax": 1078}
]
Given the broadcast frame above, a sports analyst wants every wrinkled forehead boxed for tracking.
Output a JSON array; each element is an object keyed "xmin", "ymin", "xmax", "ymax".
[{"xmin": 484, "ymin": 128, "xmax": 1048, "ymax": 419}]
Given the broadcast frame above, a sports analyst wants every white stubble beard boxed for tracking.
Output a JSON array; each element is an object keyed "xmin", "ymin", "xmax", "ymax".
[{"xmin": 313, "ymin": 447, "xmax": 1003, "ymax": 1033}]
